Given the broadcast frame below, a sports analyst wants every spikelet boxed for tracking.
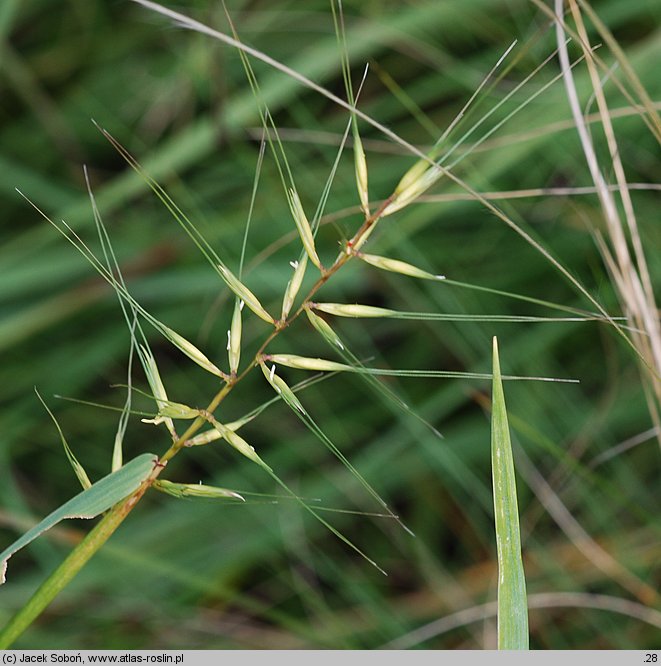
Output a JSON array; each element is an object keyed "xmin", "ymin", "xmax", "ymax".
[
  {"xmin": 263, "ymin": 353, "xmax": 349, "ymax": 373},
  {"xmin": 259, "ymin": 361, "xmax": 305, "ymax": 412},
  {"xmin": 228, "ymin": 298, "xmax": 242, "ymax": 374},
  {"xmin": 305, "ymin": 306, "xmax": 345, "ymax": 350},
  {"xmin": 357, "ymin": 252, "xmax": 445, "ymax": 281},
  {"xmin": 281, "ymin": 255, "xmax": 308, "ymax": 319},
  {"xmin": 353, "ymin": 130, "xmax": 369, "ymax": 215},
  {"xmin": 382, "ymin": 164, "xmax": 443, "ymax": 217},
  {"xmin": 211, "ymin": 418, "xmax": 271, "ymax": 470},
  {"xmin": 312, "ymin": 302, "xmax": 396, "ymax": 318},
  {"xmin": 161, "ymin": 326, "xmax": 226, "ymax": 378},
  {"xmin": 153, "ymin": 480, "xmax": 244, "ymax": 501},
  {"xmin": 287, "ymin": 189, "xmax": 322, "ymax": 270},
  {"xmin": 157, "ymin": 401, "xmax": 200, "ymax": 420},
  {"xmin": 218, "ymin": 264, "xmax": 275, "ymax": 324}
]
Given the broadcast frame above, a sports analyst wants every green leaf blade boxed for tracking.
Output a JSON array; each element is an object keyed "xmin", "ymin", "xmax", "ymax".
[
  {"xmin": 0, "ymin": 453, "xmax": 156, "ymax": 584},
  {"xmin": 491, "ymin": 337, "xmax": 529, "ymax": 649}
]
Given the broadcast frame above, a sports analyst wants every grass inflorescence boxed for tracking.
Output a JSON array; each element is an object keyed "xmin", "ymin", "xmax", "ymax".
[{"xmin": 0, "ymin": 0, "xmax": 659, "ymax": 650}]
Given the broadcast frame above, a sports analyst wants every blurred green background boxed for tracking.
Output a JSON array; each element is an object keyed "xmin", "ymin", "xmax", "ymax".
[{"xmin": 1, "ymin": 0, "xmax": 659, "ymax": 649}]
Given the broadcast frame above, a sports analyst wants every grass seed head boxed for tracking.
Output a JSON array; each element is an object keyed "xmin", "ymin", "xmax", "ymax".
[
  {"xmin": 353, "ymin": 131, "xmax": 370, "ymax": 215},
  {"xmin": 281, "ymin": 254, "xmax": 308, "ymax": 319},
  {"xmin": 259, "ymin": 360, "xmax": 305, "ymax": 412},
  {"xmin": 312, "ymin": 302, "xmax": 396, "ymax": 318},
  {"xmin": 382, "ymin": 165, "xmax": 443, "ymax": 217},
  {"xmin": 358, "ymin": 252, "xmax": 445, "ymax": 281},
  {"xmin": 154, "ymin": 480, "xmax": 245, "ymax": 501},
  {"xmin": 229, "ymin": 298, "xmax": 242, "ymax": 374},
  {"xmin": 212, "ymin": 419, "xmax": 270, "ymax": 469},
  {"xmin": 264, "ymin": 353, "xmax": 349, "ymax": 373},
  {"xmin": 218, "ymin": 265, "xmax": 275, "ymax": 324},
  {"xmin": 162, "ymin": 326, "xmax": 227, "ymax": 378},
  {"xmin": 305, "ymin": 306, "xmax": 345, "ymax": 349},
  {"xmin": 157, "ymin": 401, "xmax": 200, "ymax": 420},
  {"xmin": 287, "ymin": 188, "xmax": 322, "ymax": 270}
]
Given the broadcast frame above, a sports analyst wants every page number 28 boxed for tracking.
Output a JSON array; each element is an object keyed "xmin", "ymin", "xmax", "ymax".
[{"xmin": 644, "ymin": 655, "xmax": 657, "ymax": 662}]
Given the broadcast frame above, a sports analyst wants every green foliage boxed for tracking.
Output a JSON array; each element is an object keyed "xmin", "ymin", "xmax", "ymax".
[
  {"xmin": 0, "ymin": 454, "xmax": 155, "ymax": 584},
  {"xmin": 1, "ymin": 0, "xmax": 659, "ymax": 650},
  {"xmin": 491, "ymin": 338, "xmax": 528, "ymax": 649}
]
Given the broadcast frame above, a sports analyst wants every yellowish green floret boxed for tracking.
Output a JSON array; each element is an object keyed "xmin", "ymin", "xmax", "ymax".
[{"xmin": 218, "ymin": 264, "xmax": 275, "ymax": 325}]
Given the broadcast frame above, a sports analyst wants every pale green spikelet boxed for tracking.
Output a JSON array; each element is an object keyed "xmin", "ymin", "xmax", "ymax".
[
  {"xmin": 228, "ymin": 298, "xmax": 242, "ymax": 374},
  {"xmin": 187, "ymin": 411, "xmax": 257, "ymax": 447},
  {"xmin": 259, "ymin": 360, "xmax": 305, "ymax": 412},
  {"xmin": 305, "ymin": 306, "xmax": 345, "ymax": 350},
  {"xmin": 141, "ymin": 345, "xmax": 171, "ymax": 409},
  {"xmin": 287, "ymin": 188, "xmax": 322, "ymax": 270},
  {"xmin": 382, "ymin": 165, "xmax": 443, "ymax": 217},
  {"xmin": 153, "ymin": 480, "xmax": 244, "ymax": 501},
  {"xmin": 281, "ymin": 255, "xmax": 308, "ymax": 319},
  {"xmin": 161, "ymin": 326, "xmax": 227, "ymax": 378},
  {"xmin": 357, "ymin": 252, "xmax": 445, "ymax": 281},
  {"xmin": 218, "ymin": 264, "xmax": 275, "ymax": 324},
  {"xmin": 263, "ymin": 353, "xmax": 350, "ymax": 373},
  {"xmin": 312, "ymin": 302, "xmax": 396, "ymax": 318},
  {"xmin": 392, "ymin": 159, "xmax": 428, "ymax": 195},
  {"xmin": 139, "ymin": 346, "xmax": 175, "ymax": 435},
  {"xmin": 209, "ymin": 417, "xmax": 271, "ymax": 470},
  {"xmin": 157, "ymin": 401, "xmax": 200, "ymax": 420},
  {"xmin": 351, "ymin": 221, "xmax": 380, "ymax": 252},
  {"xmin": 186, "ymin": 429, "xmax": 221, "ymax": 447},
  {"xmin": 353, "ymin": 130, "xmax": 370, "ymax": 215}
]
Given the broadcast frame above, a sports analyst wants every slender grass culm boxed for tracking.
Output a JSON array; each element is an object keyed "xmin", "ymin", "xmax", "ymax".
[{"xmin": 1, "ymin": 0, "xmax": 659, "ymax": 650}]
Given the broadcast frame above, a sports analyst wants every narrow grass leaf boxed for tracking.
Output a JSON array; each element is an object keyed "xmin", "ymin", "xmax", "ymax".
[
  {"xmin": 35, "ymin": 389, "xmax": 91, "ymax": 491},
  {"xmin": 0, "ymin": 454, "xmax": 156, "ymax": 584},
  {"xmin": 491, "ymin": 337, "xmax": 529, "ymax": 649},
  {"xmin": 153, "ymin": 480, "xmax": 244, "ymax": 502}
]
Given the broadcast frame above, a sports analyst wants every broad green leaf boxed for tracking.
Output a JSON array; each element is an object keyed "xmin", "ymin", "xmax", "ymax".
[
  {"xmin": 491, "ymin": 337, "xmax": 528, "ymax": 649},
  {"xmin": 0, "ymin": 453, "xmax": 156, "ymax": 584}
]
